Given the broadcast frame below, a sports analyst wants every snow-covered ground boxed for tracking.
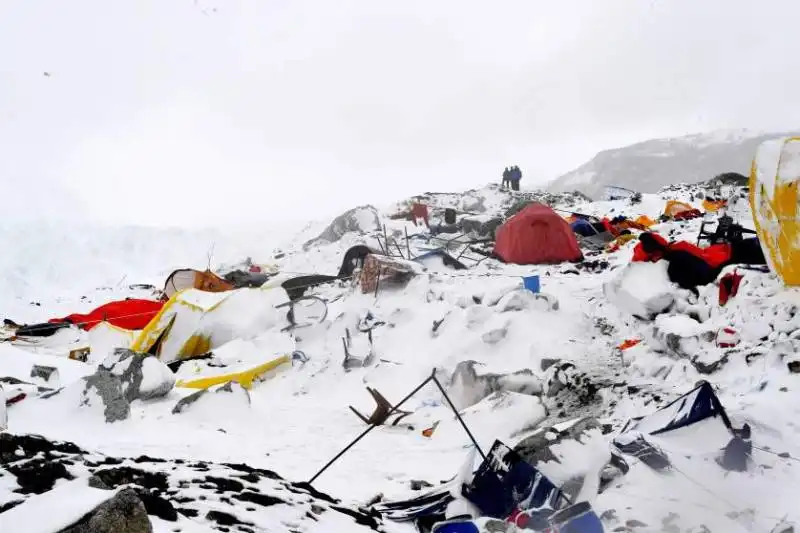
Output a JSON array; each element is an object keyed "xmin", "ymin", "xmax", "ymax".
[{"xmin": 2, "ymin": 183, "xmax": 799, "ymax": 533}]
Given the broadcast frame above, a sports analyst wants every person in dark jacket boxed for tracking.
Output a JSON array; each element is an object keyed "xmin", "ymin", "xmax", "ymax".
[
  {"xmin": 509, "ymin": 166, "xmax": 522, "ymax": 191},
  {"xmin": 502, "ymin": 167, "xmax": 511, "ymax": 188}
]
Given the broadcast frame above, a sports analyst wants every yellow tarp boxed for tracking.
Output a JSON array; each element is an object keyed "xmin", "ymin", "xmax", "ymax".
[
  {"xmin": 750, "ymin": 136, "xmax": 800, "ymax": 285},
  {"xmin": 634, "ymin": 215, "xmax": 656, "ymax": 228},
  {"xmin": 175, "ymin": 354, "xmax": 291, "ymax": 390}
]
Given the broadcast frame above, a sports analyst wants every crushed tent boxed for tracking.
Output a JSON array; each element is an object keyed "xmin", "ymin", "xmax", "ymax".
[
  {"xmin": 130, "ymin": 288, "xmax": 290, "ymax": 363},
  {"xmin": 223, "ymin": 269, "xmax": 272, "ymax": 289},
  {"xmin": 663, "ymin": 200, "xmax": 698, "ymax": 219},
  {"xmin": 494, "ymin": 203, "xmax": 583, "ymax": 265},
  {"xmin": 162, "ymin": 268, "xmax": 235, "ymax": 299},
  {"xmin": 619, "ymin": 381, "xmax": 732, "ymax": 435},
  {"xmin": 48, "ymin": 299, "xmax": 164, "ymax": 332},
  {"xmin": 413, "ymin": 249, "xmax": 468, "ymax": 271},
  {"xmin": 462, "ymin": 440, "xmax": 564, "ymax": 519},
  {"xmin": 175, "ymin": 354, "xmax": 291, "ymax": 390}
]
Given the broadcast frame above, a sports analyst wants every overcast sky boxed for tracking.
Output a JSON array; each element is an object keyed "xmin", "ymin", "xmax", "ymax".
[{"xmin": 2, "ymin": 0, "xmax": 800, "ymax": 228}]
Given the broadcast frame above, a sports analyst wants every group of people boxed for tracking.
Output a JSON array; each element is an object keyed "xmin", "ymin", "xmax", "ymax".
[{"xmin": 502, "ymin": 166, "xmax": 523, "ymax": 191}]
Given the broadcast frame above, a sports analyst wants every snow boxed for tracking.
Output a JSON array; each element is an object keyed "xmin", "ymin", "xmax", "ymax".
[
  {"xmin": 2, "ymin": 181, "xmax": 800, "ymax": 532},
  {"xmin": 0, "ymin": 478, "xmax": 119, "ymax": 533}
]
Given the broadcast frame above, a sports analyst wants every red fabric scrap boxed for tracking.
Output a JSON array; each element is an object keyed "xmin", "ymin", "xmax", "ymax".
[
  {"xmin": 719, "ymin": 270, "xmax": 744, "ymax": 306},
  {"xmin": 49, "ymin": 299, "xmax": 164, "ymax": 331},
  {"xmin": 632, "ymin": 232, "xmax": 732, "ymax": 267}
]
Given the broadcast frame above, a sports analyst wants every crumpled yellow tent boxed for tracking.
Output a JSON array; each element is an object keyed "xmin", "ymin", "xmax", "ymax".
[
  {"xmin": 130, "ymin": 287, "xmax": 289, "ymax": 363},
  {"xmin": 663, "ymin": 200, "xmax": 694, "ymax": 218},
  {"xmin": 750, "ymin": 136, "xmax": 800, "ymax": 285}
]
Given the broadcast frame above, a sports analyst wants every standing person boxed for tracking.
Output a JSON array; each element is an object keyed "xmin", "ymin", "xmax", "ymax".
[
  {"xmin": 502, "ymin": 167, "xmax": 510, "ymax": 188},
  {"xmin": 510, "ymin": 165, "xmax": 522, "ymax": 191}
]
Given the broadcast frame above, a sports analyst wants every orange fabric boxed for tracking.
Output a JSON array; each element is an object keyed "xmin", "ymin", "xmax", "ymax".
[
  {"xmin": 49, "ymin": 299, "xmax": 164, "ymax": 331},
  {"xmin": 632, "ymin": 233, "xmax": 732, "ymax": 267},
  {"xmin": 618, "ymin": 339, "xmax": 641, "ymax": 351}
]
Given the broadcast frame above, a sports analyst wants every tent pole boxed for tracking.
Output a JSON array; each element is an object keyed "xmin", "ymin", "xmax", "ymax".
[
  {"xmin": 431, "ymin": 374, "xmax": 488, "ymax": 462},
  {"xmin": 308, "ymin": 372, "xmax": 435, "ymax": 485}
]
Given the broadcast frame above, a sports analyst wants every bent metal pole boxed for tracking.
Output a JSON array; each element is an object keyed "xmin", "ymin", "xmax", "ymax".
[
  {"xmin": 308, "ymin": 368, "xmax": 488, "ymax": 484},
  {"xmin": 308, "ymin": 371, "xmax": 435, "ymax": 485}
]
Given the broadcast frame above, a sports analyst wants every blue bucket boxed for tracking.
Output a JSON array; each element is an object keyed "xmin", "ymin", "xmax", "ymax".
[{"xmin": 522, "ymin": 275, "xmax": 540, "ymax": 294}]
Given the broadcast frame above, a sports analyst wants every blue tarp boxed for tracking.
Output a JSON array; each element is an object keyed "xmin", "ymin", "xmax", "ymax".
[
  {"xmin": 462, "ymin": 440, "xmax": 562, "ymax": 519},
  {"xmin": 571, "ymin": 219, "xmax": 598, "ymax": 237}
]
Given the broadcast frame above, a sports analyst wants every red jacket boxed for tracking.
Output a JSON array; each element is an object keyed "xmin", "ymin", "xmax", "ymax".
[{"xmin": 632, "ymin": 233, "xmax": 731, "ymax": 268}]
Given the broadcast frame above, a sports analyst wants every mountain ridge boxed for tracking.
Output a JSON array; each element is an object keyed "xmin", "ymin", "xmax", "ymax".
[{"xmin": 548, "ymin": 128, "xmax": 800, "ymax": 198}]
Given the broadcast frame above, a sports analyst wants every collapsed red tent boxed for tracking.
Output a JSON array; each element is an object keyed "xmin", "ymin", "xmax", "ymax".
[
  {"xmin": 49, "ymin": 299, "xmax": 164, "ymax": 331},
  {"xmin": 494, "ymin": 203, "xmax": 583, "ymax": 265}
]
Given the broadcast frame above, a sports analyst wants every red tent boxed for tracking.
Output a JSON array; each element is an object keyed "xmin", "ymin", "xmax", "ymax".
[
  {"xmin": 49, "ymin": 299, "xmax": 164, "ymax": 331},
  {"xmin": 493, "ymin": 203, "xmax": 583, "ymax": 264}
]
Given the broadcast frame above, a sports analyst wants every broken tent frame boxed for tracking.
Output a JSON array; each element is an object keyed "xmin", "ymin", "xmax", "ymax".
[{"xmin": 376, "ymin": 224, "xmax": 491, "ymax": 267}]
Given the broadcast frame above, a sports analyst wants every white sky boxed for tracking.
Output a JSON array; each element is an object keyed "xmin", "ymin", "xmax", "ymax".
[{"xmin": 2, "ymin": 0, "xmax": 800, "ymax": 228}]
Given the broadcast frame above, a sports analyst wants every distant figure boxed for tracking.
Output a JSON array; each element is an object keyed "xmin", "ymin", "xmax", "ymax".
[
  {"xmin": 502, "ymin": 167, "xmax": 511, "ymax": 188},
  {"xmin": 509, "ymin": 165, "xmax": 522, "ymax": 191}
]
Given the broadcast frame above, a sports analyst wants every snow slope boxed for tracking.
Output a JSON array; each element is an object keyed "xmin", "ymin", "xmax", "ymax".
[
  {"xmin": 548, "ymin": 129, "xmax": 800, "ymax": 199},
  {"xmin": 2, "ymin": 183, "xmax": 800, "ymax": 533}
]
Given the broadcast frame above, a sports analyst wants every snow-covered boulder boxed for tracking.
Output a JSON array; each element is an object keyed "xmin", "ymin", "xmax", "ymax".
[
  {"xmin": 448, "ymin": 360, "xmax": 542, "ymax": 409},
  {"xmin": 0, "ymin": 478, "xmax": 152, "ymax": 533},
  {"xmin": 604, "ymin": 261, "xmax": 675, "ymax": 320},
  {"xmin": 100, "ymin": 349, "xmax": 175, "ymax": 402},
  {"xmin": 460, "ymin": 215, "xmax": 502, "ymax": 238},
  {"xmin": 172, "ymin": 381, "xmax": 251, "ymax": 415},
  {"xmin": 303, "ymin": 205, "xmax": 381, "ymax": 249}
]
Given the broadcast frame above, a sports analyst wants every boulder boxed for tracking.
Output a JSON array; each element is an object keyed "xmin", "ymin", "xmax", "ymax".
[
  {"xmin": 81, "ymin": 369, "xmax": 131, "ymax": 423},
  {"xmin": 304, "ymin": 206, "xmax": 381, "ymax": 249},
  {"xmin": 172, "ymin": 381, "xmax": 251, "ymax": 415},
  {"xmin": 60, "ymin": 488, "xmax": 153, "ymax": 533},
  {"xmin": 459, "ymin": 216, "xmax": 502, "ymax": 238},
  {"xmin": 448, "ymin": 361, "xmax": 542, "ymax": 410},
  {"xmin": 101, "ymin": 349, "xmax": 175, "ymax": 402},
  {"xmin": 604, "ymin": 262, "xmax": 675, "ymax": 320}
]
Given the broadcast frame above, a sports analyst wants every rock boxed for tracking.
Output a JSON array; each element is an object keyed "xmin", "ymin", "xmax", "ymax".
[
  {"xmin": 788, "ymin": 361, "xmax": 800, "ymax": 373},
  {"xmin": 481, "ymin": 327, "xmax": 508, "ymax": 344},
  {"xmin": 60, "ymin": 488, "xmax": 153, "ymax": 533},
  {"xmin": 172, "ymin": 381, "xmax": 251, "ymax": 415},
  {"xmin": 449, "ymin": 361, "xmax": 542, "ymax": 409},
  {"xmin": 460, "ymin": 216, "xmax": 502, "ymax": 238},
  {"xmin": 304, "ymin": 205, "xmax": 381, "ymax": 249},
  {"xmin": 540, "ymin": 358, "xmax": 560, "ymax": 372},
  {"xmin": 544, "ymin": 362, "xmax": 598, "ymax": 402},
  {"xmin": 604, "ymin": 262, "xmax": 675, "ymax": 320},
  {"xmin": 101, "ymin": 349, "xmax": 175, "ymax": 402},
  {"xmin": 514, "ymin": 417, "xmax": 601, "ymax": 465},
  {"xmin": 81, "ymin": 369, "xmax": 131, "ymax": 423},
  {"xmin": 496, "ymin": 290, "xmax": 533, "ymax": 312},
  {"xmin": 30, "ymin": 365, "xmax": 60, "ymax": 386}
]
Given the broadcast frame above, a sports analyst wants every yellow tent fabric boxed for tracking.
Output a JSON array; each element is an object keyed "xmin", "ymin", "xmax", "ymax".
[
  {"xmin": 131, "ymin": 290, "xmax": 226, "ymax": 363},
  {"xmin": 750, "ymin": 136, "xmax": 800, "ymax": 285},
  {"xmin": 130, "ymin": 288, "xmax": 288, "ymax": 364},
  {"xmin": 175, "ymin": 354, "xmax": 291, "ymax": 390},
  {"xmin": 634, "ymin": 215, "xmax": 656, "ymax": 228},
  {"xmin": 663, "ymin": 200, "xmax": 694, "ymax": 218}
]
